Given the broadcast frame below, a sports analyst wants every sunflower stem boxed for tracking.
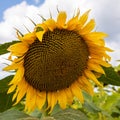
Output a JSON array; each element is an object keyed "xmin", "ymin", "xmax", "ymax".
[
  {"xmin": 41, "ymin": 101, "xmax": 50, "ymax": 118},
  {"xmin": 42, "ymin": 110, "xmax": 50, "ymax": 117}
]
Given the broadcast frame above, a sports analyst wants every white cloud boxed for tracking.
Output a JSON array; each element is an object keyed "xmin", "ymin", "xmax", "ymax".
[{"xmin": 0, "ymin": 1, "xmax": 40, "ymax": 43}]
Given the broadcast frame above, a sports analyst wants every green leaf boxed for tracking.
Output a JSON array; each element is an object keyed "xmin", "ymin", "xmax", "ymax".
[
  {"xmin": 82, "ymin": 90, "xmax": 92, "ymax": 102},
  {"xmin": 0, "ymin": 109, "xmax": 38, "ymax": 120},
  {"xmin": 18, "ymin": 118, "xmax": 39, "ymax": 120},
  {"xmin": 102, "ymin": 93, "xmax": 120, "ymax": 110},
  {"xmin": 51, "ymin": 104, "xmax": 62, "ymax": 115},
  {"xmin": 36, "ymin": 27, "xmax": 43, "ymax": 32},
  {"xmin": 12, "ymin": 102, "xmax": 25, "ymax": 111},
  {"xmin": 0, "ymin": 92, "xmax": 14, "ymax": 112},
  {"xmin": 0, "ymin": 41, "xmax": 19, "ymax": 55},
  {"xmin": 0, "ymin": 75, "xmax": 14, "ymax": 112},
  {"xmin": 82, "ymin": 91, "xmax": 101, "ymax": 113},
  {"xmin": 102, "ymin": 93, "xmax": 120, "ymax": 116},
  {"xmin": 29, "ymin": 109, "xmax": 42, "ymax": 118},
  {"xmin": 0, "ymin": 75, "xmax": 14, "ymax": 92},
  {"xmin": 114, "ymin": 64, "xmax": 120, "ymax": 71},
  {"xmin": 98, "ymin": 67, "xmax": 120, "ymax": 86},
  {"xmin": 52, "ymin": 108, "xmax": 88, "ymax": 120},
  {"xmin": 83, "ymin": 101, "xmax": 101, "ymax": 113},
  {"xmin": 41, "ymin": 117, "xmax": 55, "ymax": 120}
]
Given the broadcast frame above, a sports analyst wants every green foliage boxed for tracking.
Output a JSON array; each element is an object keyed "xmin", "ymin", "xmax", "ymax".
[
  {"xmin": 0, "ymin": 92, "xmax": 14, "ymax": 112},
  {"xmin": 0, "ymin": 109, "xmax": 37, "ymax": 120},
  {"xmin": 0, "ymin": 76, "xmax": 14, "ymax": 112},
  {"xmin": 29, "ymin": 109, "xmax": 42, "ymax": 118},
  {"xmin": 114, "ymin": 64, "xmax": 120, "ymax": 71},
  {"xmin": 98, "ymin": 67, "xmax": 120, "ymax": 86},
  {"xmin": 0, "ymin": 41, "xmax": 19, "ymax": 55},
  {"xmin": 0, "ymin": 75, "xmax": 13, "ymax": 92},
  {"xmin": 36, "ymin": 27, "xmax": 44, "ymax": 32},
  {"xmin": 82, "ymin": 91, "xmax": 101, "ymax": 113},
  {"xmin": 115, "ymin": 64, "xmax": 120, "ymax": 76},
  {"xmin": 41, "ymin": 117, "xmax": 55, "ymax": 120},
  {"xmin": 81, "ymin": 88, "xmax": 120, "ymax": 120},
  {"xmin": 51, "ymin": 108, "xmax": 88, "ymax": 120}
]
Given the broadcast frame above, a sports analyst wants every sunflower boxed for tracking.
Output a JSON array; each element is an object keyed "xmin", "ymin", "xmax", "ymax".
[{"xmin": 3, "ymin": 9, "xmax": 112, "ymax": 113}]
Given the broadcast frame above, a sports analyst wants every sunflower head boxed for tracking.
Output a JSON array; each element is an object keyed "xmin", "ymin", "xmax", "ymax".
[{"xmin": 3, "ymin": 9, "xmax": 112, "ymax": 113}]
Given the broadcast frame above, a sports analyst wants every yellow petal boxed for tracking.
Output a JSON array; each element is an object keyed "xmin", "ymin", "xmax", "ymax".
[
  {"xmin": 79, "ymin": 10, "xmax": 91, "ymax": 27},
  {"xmin": 71, "ymin": 82, "xmax": 84, "ymax": 103},
  {"xmin": 36, "ymin": 91, "xmax": 46, "ymax": 110},
  {"xmin": 90, "ymin": 48, "xmax": 108, "ymax": 57},
  {"xmin": 84, "ymin": 32, "xmax": 108, "ymax": 41},
  {"xmin": 13, "ymin": 56, "xmax": 24, "ymax": 62},
  {"xmin": 90, "ymin": 50, "xmax": 111, "ymax": 61},
  {"xmin": 15, "ymin": 79, "xmax": 28, "ymax": 105},
  {"xmin": 91, "ymin": 52, "xmax": 111, "ymax": 61},
  {"xmin": 84, "ymin": 70, "xmax": 102, "ymax": 87},
  {"xmin": 89, "ymin": 58, "xmax": 111, "ymax": 67},
  {"xmin": 80, "ymin": 19, "xmax": 95, "ymax": 34},
  {"xmin": 103, "ymin": 53, "xmax": 111, "ymax": 61},
  {"xmin": 25, "ymin": 86, "xmax": 36, "ymax": 112},
  {"xmin": 18, "ymin": 32, "xmax": 36, "ymax": 44},
  {"xmin": 67, "ymin": 9, "xmax": 80, "ymax": 30},
  {"xmin": 67, "ymin": 17, "xmax": 78, "ymax": 30},
  {"xmin": 88, "ymin": 62, "xmax": 105, "ymax": 74},
  {"xmin": 48, "ymin": 92, "xmax": 57, "ymax": 113},
  {"xmin": 7, "ymin": 42, "xmax": 28, "ymax": 56},
  {"xmin": 78, "ymin": 76, "xmax": 93, "ymax": 95},
  {"xmin": 44, "ymin": 19, "xmax": 56, "ymax": 31},
  {"xmin": 86, "ymin": 41, "xmax": 105, "ymax": 49},
  {"xmin": 64, "ymin": 88, "xmax": 73, "ymax": 104},
  {"xmin": 89, "ymin": 48, "xmax": 101, "ymax": 55},
  {"xmin": 3, "ymin": 60, "xmax": 23, "ymax": 71},
  {"xmin": 105, "ymin": 47, "xmax": 114, "ymax": 52},
  {"xmin": 35, "ymin": 23, "xmax": 48, "ymax": 42},
  {"xmin": 12, "ymin": 89, "xmax": 19, "ymax": 101},
  {"xmin": 89, "ymin": 45, "xmax": 112, "ymax": 53},
  {"xmin": 9, "ymin": 66, "xmax": 24, "ymax": 85},
  {"xmin": 36, "ymin": 31, "xmax": 45, "ymax": 42},
  {"xmin": 7, "ymin": 84, "xmax": 16, "ymax": 94},
  {"xmin": 47, "ymin": 92, "xmax": 52, "ymax": 110},
  {"xmin": 85, "ymin": 38, "xmax": 105, "ymax": 46},
  {"xmin": 57, "ymin": 90, "xmax": 67, "ymax": 109},
  {"xmin": 57, "ymin": 11, "xmax": 67, "ymax": 28},
  {"xmin": 89, "ymin": 48, "xmax": 106, "ymax": 55}
]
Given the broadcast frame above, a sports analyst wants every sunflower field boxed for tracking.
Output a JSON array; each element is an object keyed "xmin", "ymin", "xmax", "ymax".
[{"xmin": 0, "ymin": 9, "xmax": 120, "ymax": 120}]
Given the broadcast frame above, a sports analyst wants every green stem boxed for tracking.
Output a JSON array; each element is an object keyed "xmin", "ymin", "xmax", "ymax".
[{"xmin": 41, "ymin": 101, "xmax": 50, "ymax": 118}]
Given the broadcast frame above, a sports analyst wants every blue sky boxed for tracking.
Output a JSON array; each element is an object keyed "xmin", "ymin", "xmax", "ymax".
[
  {"xmin": 0, "ymin": 0, "xmax": 44, "ymax": 21},
  {"xmin": 0, "ymin": 0, "xmax": 120, "ymax": 79}
]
